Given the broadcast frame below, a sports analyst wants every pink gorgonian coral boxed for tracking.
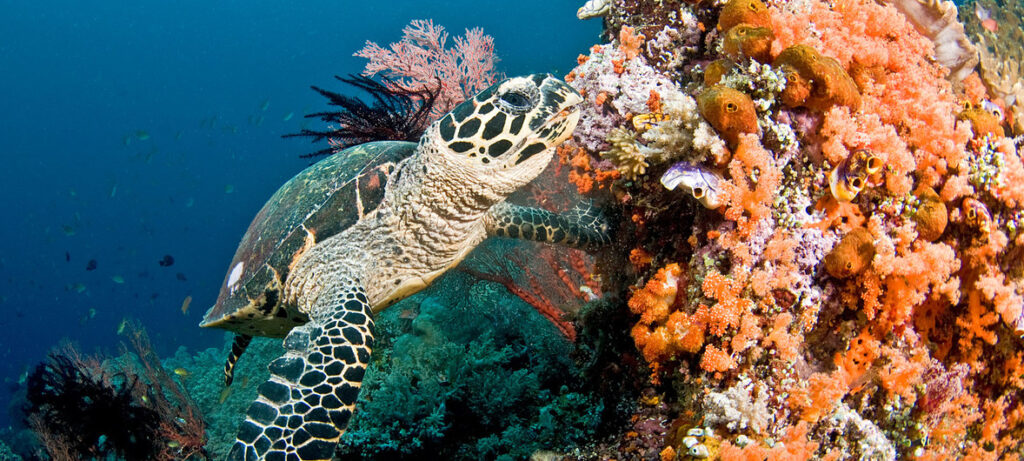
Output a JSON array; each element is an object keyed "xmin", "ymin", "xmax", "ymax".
[{"xmin": 355, "ymin": 19, "xmax": 500, "ymax": 118}]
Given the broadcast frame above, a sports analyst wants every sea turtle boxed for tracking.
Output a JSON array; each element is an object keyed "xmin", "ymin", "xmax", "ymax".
[{"xmin": 201, "ymin": 74, "xmax": 609, "ymax": 461}]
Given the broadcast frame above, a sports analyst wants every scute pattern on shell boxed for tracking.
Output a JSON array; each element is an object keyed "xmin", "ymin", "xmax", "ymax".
[{"xmin": 202, "ymin": 141, "xmax": 417, "ymax": 330}]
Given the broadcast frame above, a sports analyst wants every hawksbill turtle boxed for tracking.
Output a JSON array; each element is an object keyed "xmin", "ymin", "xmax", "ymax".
[{"xmin": 200, "ymin": 74, "xmax": 610, "ymax": 460}]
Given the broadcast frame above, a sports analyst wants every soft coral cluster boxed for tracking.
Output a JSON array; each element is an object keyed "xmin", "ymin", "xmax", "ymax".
[{"xmin": 573, "ymin": 0, "xmax": 1024, "ymax": 457}]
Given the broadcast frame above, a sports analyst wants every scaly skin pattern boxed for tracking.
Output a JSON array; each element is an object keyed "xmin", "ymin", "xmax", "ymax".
[{"xmin": 227, "ymin": 74, "xmax": 584, "ymax": 461}]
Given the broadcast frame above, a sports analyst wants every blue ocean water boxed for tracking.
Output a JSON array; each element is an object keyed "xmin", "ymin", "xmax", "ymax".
[{"xmin": 0, "ymin": 0, "xmax": 599, "ymax": 428}]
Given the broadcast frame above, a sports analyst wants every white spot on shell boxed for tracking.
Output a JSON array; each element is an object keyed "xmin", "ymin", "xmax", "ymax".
[{"xmin": 227, "ymin": 261, "xmax": 244, "ymax": 294}]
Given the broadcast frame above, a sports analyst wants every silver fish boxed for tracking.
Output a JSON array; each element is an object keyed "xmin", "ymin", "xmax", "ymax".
[{"xmin": 660, "ymin": 162, "xmax": 725, "ymax": 209}]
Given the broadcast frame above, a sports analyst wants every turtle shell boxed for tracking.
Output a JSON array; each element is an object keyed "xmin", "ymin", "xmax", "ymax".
[{"xmin": 201, "ymin": 141, "xmax": 417, "ymax": 336}]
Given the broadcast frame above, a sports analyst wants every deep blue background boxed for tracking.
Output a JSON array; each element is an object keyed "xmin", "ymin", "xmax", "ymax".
[{"xmin": 0, "ymin": 0, "xmax": 599, "ymax": 427}]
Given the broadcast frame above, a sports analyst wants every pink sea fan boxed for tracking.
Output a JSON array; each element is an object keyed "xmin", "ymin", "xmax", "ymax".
[{"xmin": 355, "ymin": 19, "xmax": 499, "ymax": 118}]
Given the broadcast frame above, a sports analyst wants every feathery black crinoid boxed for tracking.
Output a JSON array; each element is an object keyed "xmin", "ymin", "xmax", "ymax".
[
  {"xmin": 285, "ymin": 75, "xmax": 438, "ymax": 159},
  {"xmin": 23, "ymin": 351, "xmax": 162, "ymax": 460}
]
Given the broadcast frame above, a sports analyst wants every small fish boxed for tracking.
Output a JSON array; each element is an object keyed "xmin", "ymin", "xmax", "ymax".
[
  {"xmin": 259, "ymin": 98, "xmax": 270, "ymax": 112},
  {"xmin": 110, "ymin": 184, "xmax": 117, "ymax": 198},
  {"xmin": 660, "ymin": 162, "xmax": 726, "ymax": 208},
  {"xmin": 61, "ymin": 225, "xmax": 76, "ymax": 236},
  {"xmin": 173, "ymin": 367, "xmax": 191, "ymax": 378},
  {"xmin": 185, "ymin": 197, "xmax": 195, "ymax": 208},
  {"xmin": 975, "ymin": 3, "xmax": 999, "ymax": 32},
  {"xmin": 158, "ymin": 254, "xmax": 175, "ymax": 267},
  {"xmin": 167, "ymin": 441, "xmax": 181, "ymax": 449},
  {"xmin": 122, "ymin": 135, "xmax": 132, "ymax": 147},
  {"xmin": 399, "ymin": 309, "xmax": 418, "ymax": 320},
  {"xmin": 282, "ymin": 112, "xmax": 294, "ymax": 122},
  {"xmin": 219, "ymin": 386, "xmax": 233, "ymax": 404},
  {"xmin": 88, "ymin": 307, "xmax": 96, "ymax": 318},
  {"xmin": 86, "ymin": 259, "xmax": 98, "ymax": 271},
  {"xmin": 176, "ymin": 272, "xmax": 188, "ymax": 281},
  {"xmin": 180, "ymin": 295, "xmax": 192, "ymax": 315},
  {"xmin": 135, "ymin": 130, "xmax": 151, "ymax": 141},
  {"xmin": 175, "ymin": 130, "xmax": 184, "ymax": 140},
  {"xmin": 111, "ymin": 275, "xmax": 125, "ymax": 284},
  {"xmin": 225, "ymin": 184, "xmax": 235, "ymax": 194},
  {"xmin": 68, "ymin": 282, "xmax": 86, "ymax": 293},
  {"xmin": 116, "ymin": 318, "xmax": 129, "ymax": 335},
  {"xmin": 65, "ymin": 251, "xmax": 70, "ymax": 262},
  {"xmin": 632, "ymin": 112, "xmax": 670, "ymax": 134}
]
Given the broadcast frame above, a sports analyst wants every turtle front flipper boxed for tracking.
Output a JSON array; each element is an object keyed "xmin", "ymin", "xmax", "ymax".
[
  {"xmin": 484, "ymin": 201, "xmax": 613, "ymax": 249},
  {"xmin": 228, "ymin": 285, "xmax": 373, "ymax": 461}
]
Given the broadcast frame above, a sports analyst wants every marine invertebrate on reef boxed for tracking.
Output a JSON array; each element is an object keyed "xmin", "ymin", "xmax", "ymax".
[
  {"xmin": 356, "ymin": 19, "xmax": 498, "ymax": 117},
  {"xmin": 284, "ymin": 75, "xmax": 438, "ymax": 158},
  {"xmin": 697, "ymin": 85, "xmax": 758, "ymax": 147},
  {"xmin": 828, "ymin": 148, "xmax": 882, "ymax": 202},
  {"xmin": 722, "ymin": 25, "xmax": 774, "ymax": 63},
  {"xmin": 717, "ymin": 0, "xmax": 772, "ymax": 32},
  {"xmin": 704, "ymin": 59, "xmax": 735, "ymax": 86},
  {"xmin": 912, "ymin": 185, "xmax": 947, "ymax": 242},
  {"xmin": 660, "ymin": 161, "xmax": 726, "ymax": 209},
  {"xmin": 602, "ymin": 126, "xmax": 648, "ymax": 180},
  {"xmin": 975, "ymin": 36, "xmax": 1024, "ymax": 135},
  {"xmin": 957, "ymin": 102, "xmax": 1005, "ymax": 139},
  {"xmin": 884, "ymin": 0, "xmax": 978, "ymax": 82},
  {"xmin": 23, "ymin": 328, "xmax": 209, "ymax": 461},
  {"xmin": 773, "ymin": 44, "xmax": 861, "ymax": 112},
  {"xmin": 824, "ymin": 227, "xmax": 875, "ymax": 279},
  {"xmin": 24, "ymin": 347, "xmax": 162, "ymax": 460}
]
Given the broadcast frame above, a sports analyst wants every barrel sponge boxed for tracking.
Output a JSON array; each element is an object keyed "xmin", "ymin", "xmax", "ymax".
[
  {"xmin": 704, "ymin": 59, "xmax": 735, "ymax": 86},
  {"xmin": 912, "ymin": 185, "xmax": 947, "ymax": 242},
  {"xmin": 722, "ymin": 25, "xmax": 774, "ymax": 63},
  {"xmin": 717, "ymin": 0, "xmax": 771, "ymax": 32},
  {"xmin": 824, "ymin": 227, "xmax": 875, "ymax": 279},
  {"xmin": 773, "ymin": 45, "xmax": 861, "ymax": 112},
  {"xmin": 697, "ymin": 85, "xmax": 758, "ymax": 147}
]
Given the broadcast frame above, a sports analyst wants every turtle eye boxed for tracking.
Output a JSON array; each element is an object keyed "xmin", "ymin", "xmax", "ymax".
[{"xmin": 499, "ymin": 90, "xmax": 533, "ymax": 112}]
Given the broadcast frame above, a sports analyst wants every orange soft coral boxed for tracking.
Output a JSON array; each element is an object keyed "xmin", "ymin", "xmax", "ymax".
[
  {"xmin": 700, "ymin": 344, "xmax": 737, "ymax": 373},
  {"xmin": 721, "ymin": 135, "xmax": 782, "ymax": 235},
  {"xmin": 629, "ymin": 263, "xmax": 686, "ymax": 364},
  {"xmin": 772, "ymin": 0, "xmax": 970, "ymax": 188},
  {"xmin": 618, "ymin": 26, "xmax": 645, "ymax": 61}
]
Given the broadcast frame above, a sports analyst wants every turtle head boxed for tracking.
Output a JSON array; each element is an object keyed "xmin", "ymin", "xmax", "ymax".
[{"xmin": 432, "ymin": 73, "xmax": 582, "ymax": 186}]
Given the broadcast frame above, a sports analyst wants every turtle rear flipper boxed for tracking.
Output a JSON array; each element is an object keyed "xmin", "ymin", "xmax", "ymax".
[
  {"xmin": 224, "ymin": 334, "xmax": 253, "ymax": 386},
  {"xmin": 484, "ymin": 201, "xmax": 614, "ymax": 249},
  {"xmin": 228, "ymin": 285, "xmax": 373, "ymax": 461}
]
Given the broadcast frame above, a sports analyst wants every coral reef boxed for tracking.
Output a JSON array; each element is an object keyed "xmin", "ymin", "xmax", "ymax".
[
  {"xmin": 21, "ymin": 326, "xmax": 208, "ymax": 461},
  {"xmin": 555, "ymin": 0, "xmax": 1024, "ymax": 457}
]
